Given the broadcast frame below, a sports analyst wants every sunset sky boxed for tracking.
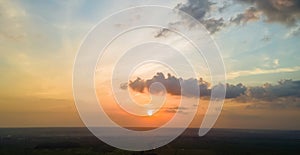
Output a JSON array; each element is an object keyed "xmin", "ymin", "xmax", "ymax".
[{"xmin": 0, "ymin": 0, "xmax": 300, "ymax": 130}]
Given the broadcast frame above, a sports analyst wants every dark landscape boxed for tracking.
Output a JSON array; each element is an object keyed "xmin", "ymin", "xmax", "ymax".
[{"xmin": 0, "ymin": 127, "xmax": 299, "ymax": 155}]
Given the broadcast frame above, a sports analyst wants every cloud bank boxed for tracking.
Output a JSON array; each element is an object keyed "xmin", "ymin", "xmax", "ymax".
[
  {"xmin": 123, "ymin": 72, "xmax": 246, "ymax": 98},
  {"xmin": 121, "ymin": 73, "xmax": 300, "ymax": 109}
]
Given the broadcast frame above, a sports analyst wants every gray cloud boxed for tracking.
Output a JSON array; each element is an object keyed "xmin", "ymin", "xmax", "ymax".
[
  {"xmin": 236, "ymin": 79, "xmax": 300, "ymax": 109},
  {"xmin": 128, "ymin": 72, "xmax": 198, "ymax": 97},
  {"xmin": 156, "ymin": 0, "xmax": 226, "ymax": 35},
  {"xmin": 126, "ymin": 74, "xmax": 300, "ymax": 99},
  {"xmin": 236, "ymin": 0, "xmax": 300, "ymax": 26},
  {"xmin": 175, "ymin": 0, "xmax": 213, "ymax": 21},
  {"xmin": 201, "ymin": 18, "xmax": 226, "ymax": 34},
  {"xmin": 225, "ymin": 83, "xmax": 247, "ymax": 98},
  {"xmin": 246, "ymin": 79, "xmax": 300, "ymax": 99},
  {"xmin": 230, "ymin": 7, "xmax": 260, "ymax": 25},
  {"xmin": 177, "ymin": 0, "xmax": 226, "ymax": 34},
  {"xmin": 124, "ymin": 72, "xmax": 246, "ymax": 99},
  {"xmin": 122, "ymin": 73, "xmax": 300, "ymax": 109},
  {"xmin": 153, "ymin": 0, "xmax": 300, "ymax": 38}
]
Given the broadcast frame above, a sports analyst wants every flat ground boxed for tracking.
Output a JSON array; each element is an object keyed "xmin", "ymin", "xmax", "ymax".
[{"xmin": 0, "ymin": 128, "xmax": 299, "ymax": 155}]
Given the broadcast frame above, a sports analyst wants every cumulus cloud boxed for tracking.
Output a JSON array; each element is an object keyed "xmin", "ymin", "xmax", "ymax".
[
  {"xmin": 236, "ymin": 0, "xmax": 300, "ymax": 26},
  {"xmin": 225, "ymin": 83, "xmax": 247, "ymax": 98},
  {"xmin": 247, "ymin": 79, "xmax": 300, "ymax": 99},
  {"xmin": 235, "ymin": 79, "xmax": 300, "ymax": 109},
  {"xmin": 122, "ymin": 73, "xmax": 300, "ymax": 109},
  {"xmin": 128, "ymin": 72, "xmax": 199, "ymax": 97},
  {"xmin": 124, "ymin": 72, "xmax": 247, "ymax": 99}
]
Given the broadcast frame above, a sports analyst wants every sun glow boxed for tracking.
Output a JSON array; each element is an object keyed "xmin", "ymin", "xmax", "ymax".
[{"xmin": 147, "ymin": 110, "xmax": 154, "ymax": 116}]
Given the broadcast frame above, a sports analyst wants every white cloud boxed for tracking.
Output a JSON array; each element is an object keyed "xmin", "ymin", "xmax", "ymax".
[
  {"xmin": 227, "ymin": 66, "xmax": 300, "ymax": 79},
  {"xmin": 285, "ymin": 25, "xmax": 300, "ymax": 38}
]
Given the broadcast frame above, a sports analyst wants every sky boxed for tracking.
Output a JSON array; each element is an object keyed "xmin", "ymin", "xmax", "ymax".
[{"xmin": 0, "ymin": 0, "xmax": 300, "ymax": 130}]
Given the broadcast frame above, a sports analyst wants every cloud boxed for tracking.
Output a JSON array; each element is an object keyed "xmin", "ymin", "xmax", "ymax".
[
  {"xmin": 227, "ymin": 66, "xmax": 300, "ymax": 79},
  {"xmin": 248, "ymin": 79, "xmax": 300, "ymax": 99},
  {"xmin": 225, "ymin": 83, "xmax": 247, "ymax": 98},
  {"xmin": 201, "ymin": 18, "xmax": 226, "ymax": 34},
  {"xmin": 128, "ymin": 72, "xmax": 197, "ymax": 97},
  {"xmin": 128, "ymin": 77, "xmax": 145, "ymax": 93},
  {"xmin": 154, "ymin": 0, "xmax": 300, "ymax": 37},
  {"xmin": 230, "ymin": 7, "xmax": 261, "ymax": 25},
  {"xmin": 122, "ymin": 73, "xmax": 300, "ymax": 110},
  {"xmin": 125, "ymin": 72, "xmax": 247, "ymax": 99},
  {"xmin": 175, "ymin": 0, "xmax": 213, "ymax": 21},
  {"xmin": 236, "ymin": 0, "xmax": 300, "ymax": 26},
  {"xmin": 158, "ymin": 0, "xmax": 227, "ymax": 34},
  {"xmin": 163, "ymin": 106, "xmax": 188, "ymax": 114},
  {"xmin": 245, "ymin": 96, "xmax": 300, "ymax": 109},
  {"xmin": 234, "ymin": 79, "xmax": 300, "ymax": 109},
  {"xmin": 0, "ymin": 0, "xmax": 28, "ymax": 41},
  {"xmin": 126, "ymin": 72, "xmax": 300, "ymax": 101},
  {"xmin": 285, "ymin": 25, "xmax": 300, "ymax": 38},
  {"xmin": 177, "ymin": 0, "xmax": 226, "ymax": 34}
]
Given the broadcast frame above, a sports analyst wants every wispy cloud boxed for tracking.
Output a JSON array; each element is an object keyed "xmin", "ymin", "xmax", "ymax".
[
  {"xmin": 227, "ymin": 66, "xmax": 300, "ymax": 79},
  {"xmin": 285, "ymin": 25, "xmax": 300, "ymax": 38}
]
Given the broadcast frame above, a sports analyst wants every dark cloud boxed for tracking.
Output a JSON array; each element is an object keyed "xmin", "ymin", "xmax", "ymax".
[
  {"xmin": 128, "ymin": 77, "xmax": 145, "ymax": 93},
  {"xmin": 128, "ymin": 72, "xmax": 199, "ymax": 97},
  {"xmin": 246, "ymin": 80, "xmax": 300, "ymax": 99},
  {"xmin": 236, "ymin": 0, "xmax": 300, "ymax": 26},
  {"xmin": 175, "ymin": 0, "xmax": 213, "ymax": 21},
  {"xmin": 124, "ymin": 72, "xmax": 246, "ymax": 99},
  {"xmin": 155, "ymin": 0, "xmax": 225, "ymax": 34},
  {"xmin": 122, "ymin": 73, "xmax": 300, "ymax": 109},
  {"xmin": 225, "ymin": 83, "xmax": 247, "ymax": 98},
  {"xmin": 154, "ymin": 0, "xmax": 300, "ymax": 38},
  {"xmin": 201, "ymin": 18, "xmax": 226, "ymax": 34},
  {"xmin": 235, "ymin": 79, "xmax": 300, "ymax": 109},
  {"xmin": 126, "ymin": 74, "xmax": 300, "ymax": 99}
]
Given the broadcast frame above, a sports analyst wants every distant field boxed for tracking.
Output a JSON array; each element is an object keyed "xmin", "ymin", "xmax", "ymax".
[{"xmin": 0, "ymin": 128, "xmax": 299, "ymax": 155}]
